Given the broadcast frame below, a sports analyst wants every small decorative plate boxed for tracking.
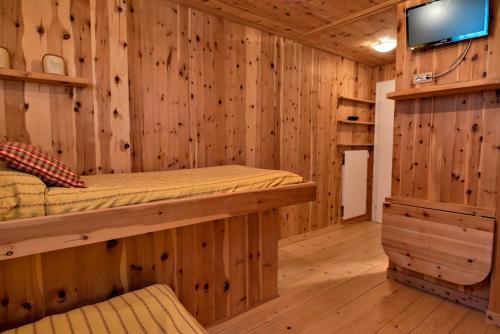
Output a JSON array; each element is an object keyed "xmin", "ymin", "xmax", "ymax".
[
  {"xmin": 42, "ymin": 54, "xmax": 65, "ymax": 75},
  {"xmin": 0, "ymin": 47, "xmax": 10, "ymax": 69}
]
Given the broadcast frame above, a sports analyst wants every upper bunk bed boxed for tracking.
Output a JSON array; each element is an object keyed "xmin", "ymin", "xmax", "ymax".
[{"xmin": 0, "ymin": 164, "xmax": 316, "ymax": 261}]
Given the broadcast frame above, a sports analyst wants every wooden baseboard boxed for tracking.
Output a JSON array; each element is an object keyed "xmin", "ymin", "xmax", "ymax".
[
  {"xmin": 388, "ymin": 269, "xmax": 489, "ymax": 311},
  {"xmin": 342, "ymin": 214, "xmax": 370, "ymax": 224},
  {"xmin": 487, "ymin": 311, "xmax": 500, "ymax": 327}
]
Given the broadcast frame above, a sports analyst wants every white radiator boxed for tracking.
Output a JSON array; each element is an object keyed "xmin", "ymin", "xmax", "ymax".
[{"xmin": 342, "ymin": 150, "xmax": 369, "ymax": 220}]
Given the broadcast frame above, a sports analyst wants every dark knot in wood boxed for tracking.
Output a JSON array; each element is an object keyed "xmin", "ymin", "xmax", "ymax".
[
  {"xmin": 22, "ymin": 302, "xmax": 32, "ymax": 310},
  {"xmin": 57, "ymin": 289, "xmax": 66, "ymax": 300},
  {"xmin": 107, "ymin": 239, "xmax": 118, "ymax": 249}
]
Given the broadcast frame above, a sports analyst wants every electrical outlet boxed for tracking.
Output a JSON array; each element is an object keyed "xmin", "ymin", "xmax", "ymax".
[{"xmin": 414, "ymin": 72, "xmax": 433, "ymax": 84}]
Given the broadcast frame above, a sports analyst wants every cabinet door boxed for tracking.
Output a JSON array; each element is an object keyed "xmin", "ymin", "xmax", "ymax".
[{"xmin": 342, "ymin": 150, "xmax": 369, "ymax": 219}]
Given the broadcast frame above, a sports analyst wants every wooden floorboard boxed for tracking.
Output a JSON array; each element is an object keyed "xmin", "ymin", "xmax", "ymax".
[{"xmin": 208, "ymin": 221, "xmax": 500, "ymax": 334}]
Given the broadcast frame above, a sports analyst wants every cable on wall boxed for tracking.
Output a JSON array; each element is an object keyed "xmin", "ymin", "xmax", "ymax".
[{"xmin": 431, "ymin": 39, "xmax": 473, "ymax": 79}]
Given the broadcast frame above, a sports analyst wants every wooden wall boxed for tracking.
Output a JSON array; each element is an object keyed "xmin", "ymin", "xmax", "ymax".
[
  {"xmin": 375, "ymin": 63, "xmax": 396, "ymax": 82},
  {"xmin": 0, "ymin": 0, "xmax": 131, "ymax": 175},
  {"xmin": 0, "ymin": 0, "xmax": 379, "ymax": 329},
  {"xmin": 390, "ymin": 0, "xmax": 500, "ymax": 313},
  {"xmin": 393, "ymin": 0, "xmax": 500, "ymax": 208},
  {"xmin": 0, "ymin": 0, "xmax": 378, "ymax": 239}
]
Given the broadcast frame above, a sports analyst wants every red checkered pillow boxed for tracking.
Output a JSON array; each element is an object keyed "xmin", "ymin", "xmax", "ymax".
[{"xmin": 0, "ymin": 142, "xmax": 86, "ymax": 188}]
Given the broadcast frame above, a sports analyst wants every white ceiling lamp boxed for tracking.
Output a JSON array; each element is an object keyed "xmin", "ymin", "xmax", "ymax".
[{"xmin": 372, "ymin": 40, "xmax": 397, "ymax": 53}]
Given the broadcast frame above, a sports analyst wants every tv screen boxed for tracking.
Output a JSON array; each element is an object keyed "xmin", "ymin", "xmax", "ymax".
[{"xmin": 406, "ymin": 0, "xmax": 489, "ymax": 50}]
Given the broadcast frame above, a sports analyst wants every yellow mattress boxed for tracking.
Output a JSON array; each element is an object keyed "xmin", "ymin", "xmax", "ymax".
[
  {"xmin": 45, "ymin": 165, "xmax": 303, "ymax": 216},
  {"xmin": 1, "ymin": 284, "xmax": 207, "ymax": 334},
  {"xmin": 0, "ymin": 166, "xmax": 46, "ymax": 220}
]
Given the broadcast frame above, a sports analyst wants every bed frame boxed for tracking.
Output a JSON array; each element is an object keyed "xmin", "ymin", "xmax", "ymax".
[{"xmin": 0, "ymin": 182, "xmax": 316, "ymax": 330}]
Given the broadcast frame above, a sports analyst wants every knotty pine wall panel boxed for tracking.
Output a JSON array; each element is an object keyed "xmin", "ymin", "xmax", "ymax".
[
  {"xmin": 393, "ymin": 0, "xmax": 500, "ymax": 209},
  {"xmin": 387, "ymin": 0, "xmax": 500, "ymax": 312},
  {"xmin": 0, "ymin": 0, "xmax": 130, "ymax": 175},
  {"xmin": 375, "ymin": 63, "xmax": 396, "ymax": 82},
  {"xmin": 0, "ymin": 0, "xmax": 380, "ymax": 330},
  {"xmin": 0, "ymin": 0, "xmax": 378, "ymax": 238}
]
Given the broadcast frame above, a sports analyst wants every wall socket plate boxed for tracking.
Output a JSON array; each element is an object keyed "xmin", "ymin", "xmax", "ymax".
[{"xmin": 414, "ymin": 72, "xmax": 433, "ymax": 84}]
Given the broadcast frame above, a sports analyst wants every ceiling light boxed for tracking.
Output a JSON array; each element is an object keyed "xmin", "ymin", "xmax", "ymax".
[{"xmin": 372, "ymin": 40, "xmax": 397, "ymax": 53}]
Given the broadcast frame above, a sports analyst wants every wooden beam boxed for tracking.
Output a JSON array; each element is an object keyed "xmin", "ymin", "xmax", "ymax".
[
  {"xmin": 297, "ymin": 0, "xmax": 405, "ymax": 40},
  {"xmin": 0, "ymin": 182, "xmax": 316, "ymax": 260}
]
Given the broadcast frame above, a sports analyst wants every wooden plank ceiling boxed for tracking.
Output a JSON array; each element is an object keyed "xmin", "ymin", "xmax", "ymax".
[{"xmin": 175, "ymin": 0, "xmax": 399, "ymax": 65}]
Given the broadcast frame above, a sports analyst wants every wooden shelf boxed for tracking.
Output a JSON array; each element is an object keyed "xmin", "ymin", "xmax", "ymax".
[
  {"xmin": 387, "ymin": 78, "xmax": 500, "ymax": 101},
  {"xmin": 337, "ymin": 143, "xmax": 374, "ymax": 147},
  {"xmin": 339, "ymin": 96, "xmax": 376, "ymax": 105},
  {"xmin": 338, "ymin": 120, "xmax": 375, "ymax": 126},
  {"xmin": 0, "ymin": 68, "xmax": 89, "ymax": 88}
]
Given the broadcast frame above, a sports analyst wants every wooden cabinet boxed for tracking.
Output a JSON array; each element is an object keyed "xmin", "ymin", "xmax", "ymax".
[{"xmin": 382, "ymin": 197, "xmax": 495, "ymax": 286}]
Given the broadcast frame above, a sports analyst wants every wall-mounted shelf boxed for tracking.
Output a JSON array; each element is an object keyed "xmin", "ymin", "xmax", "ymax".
[
  {"xmin": 387, "ymin": 78, "xmax": 500, "ymax": 101},
  {"xmin": 0, "ymin": 68, "xmax": 89, "ymax": 88},
  {"xmin": 339, "ymin": 96, "xmax": 376, "ymax": 105},
  {"xmin": 337, "ymin": 143, "xmax": 374, "ymax": 147},
  {"xmin": 338, "ymin": 120, "xmax": 375, "ymax": 126}
]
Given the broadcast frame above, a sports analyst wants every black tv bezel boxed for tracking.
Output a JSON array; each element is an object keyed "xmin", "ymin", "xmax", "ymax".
[{"xmin": 406, "ymin": 0, "xmax": 490, "ymax": 50}]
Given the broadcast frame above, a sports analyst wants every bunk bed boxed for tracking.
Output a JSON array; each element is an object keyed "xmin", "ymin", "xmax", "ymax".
[
  {"xmin": 0, "ymin": 165, "xmax": 316, "ymax": 330},
  {"xmin": 0, "ymin": 165, "xmax": 314, "ymax": 259}
]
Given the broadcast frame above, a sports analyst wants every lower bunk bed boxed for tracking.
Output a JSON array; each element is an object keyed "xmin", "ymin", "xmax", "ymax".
[
  {"xmin": 2, "ymin": 284, "xmax": 207, "ymax": 334},
  {"xmin": 0, "ymin": 165, "xmax": 316, "ymax": 331}
]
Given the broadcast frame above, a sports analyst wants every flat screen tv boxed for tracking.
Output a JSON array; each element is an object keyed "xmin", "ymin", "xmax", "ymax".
[{"xmin": 406, "ymin": 0, "xmax": 489, "ymax": 50}]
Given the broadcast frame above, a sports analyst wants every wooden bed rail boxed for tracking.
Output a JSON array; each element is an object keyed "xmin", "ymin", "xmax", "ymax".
[
  {"xmin": 385, "ymin": 196, "xmax": 496, "ymax": 218},
  {"xmin": 0, "ymin": 182, "xmax": 316, "ymax": 261}
]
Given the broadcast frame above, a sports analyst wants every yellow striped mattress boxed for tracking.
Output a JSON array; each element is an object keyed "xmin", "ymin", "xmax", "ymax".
[
  {"xmin": 0, "ymin": 166, "xmax": 46, "ymax": 220},
  {"xmin": 45, "ymin": 165, "xmax": 303, "ymax": 216},
  {"xmin": 1, "ymin": 284, "xmax": 206, "ymax": 334}
]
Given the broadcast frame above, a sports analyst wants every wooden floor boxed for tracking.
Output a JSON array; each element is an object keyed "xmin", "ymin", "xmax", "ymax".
[{"xmin": 208, "ymin": 221, "xmax": 500, "ymax": 334}]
